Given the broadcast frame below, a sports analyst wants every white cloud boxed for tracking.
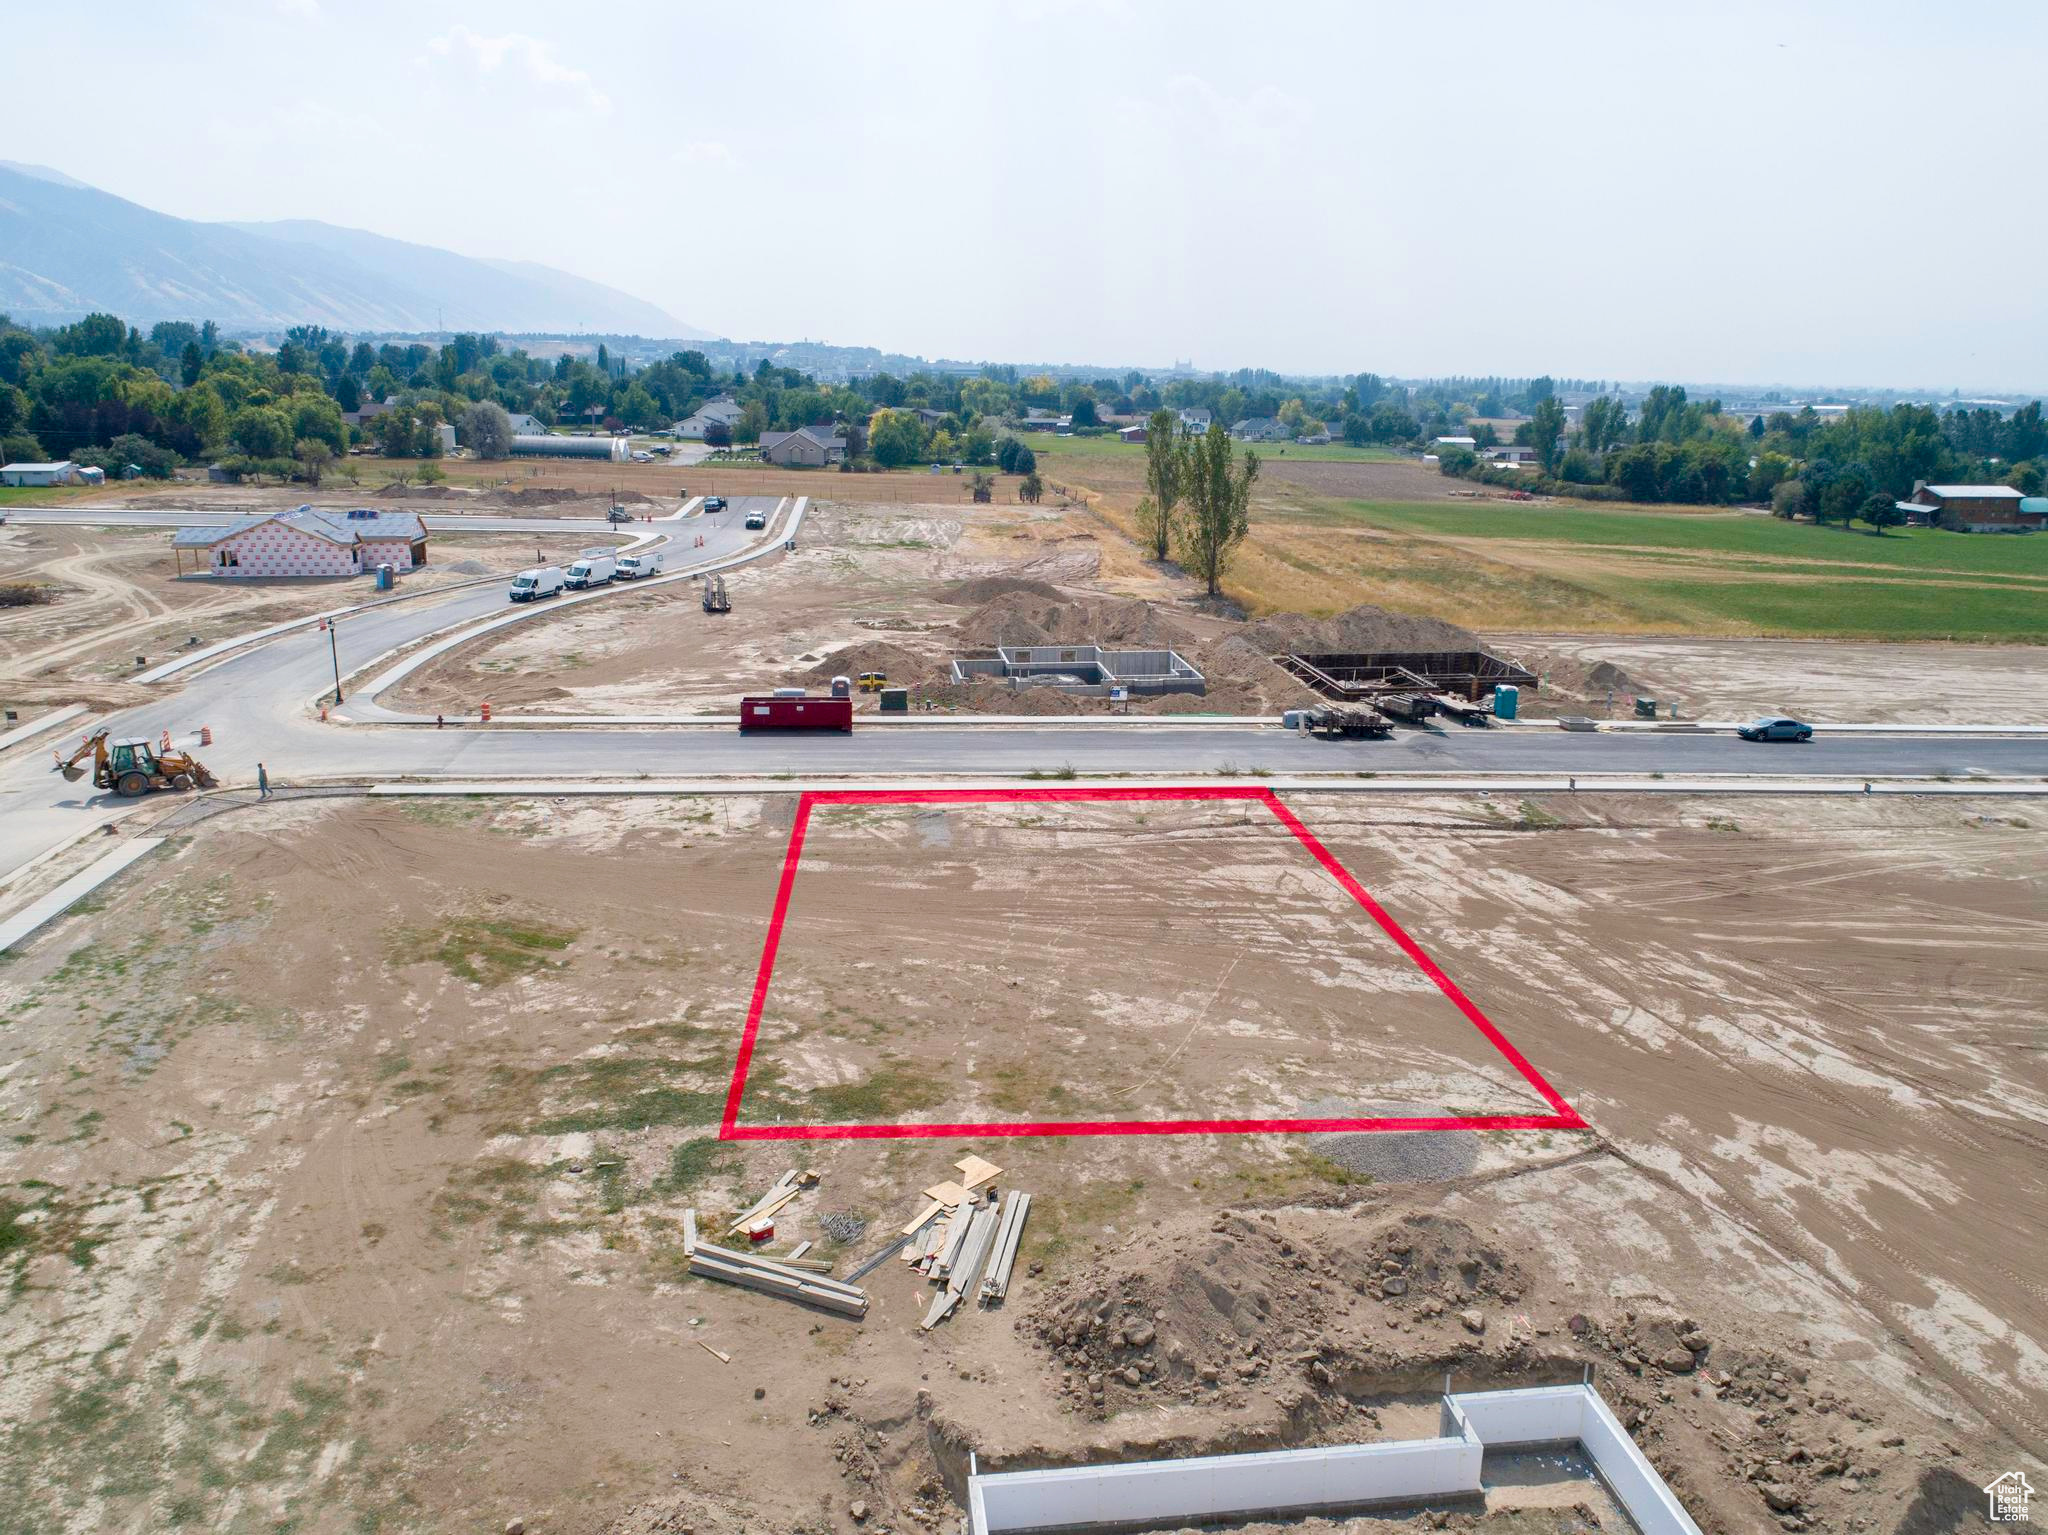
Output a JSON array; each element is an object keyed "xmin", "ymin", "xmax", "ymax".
[
  {"xmin": 672, "ymin": 141, "xmax": 736, "ymax": 169},
  {"xmin": 423, "ymin": 26, "xmax": 611, "ymax": 115}
]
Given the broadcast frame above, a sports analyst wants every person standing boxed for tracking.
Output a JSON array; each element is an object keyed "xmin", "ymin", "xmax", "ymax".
[{"xmin": 257, "ymin": 762, "xmax": 271, "ymax": 799}]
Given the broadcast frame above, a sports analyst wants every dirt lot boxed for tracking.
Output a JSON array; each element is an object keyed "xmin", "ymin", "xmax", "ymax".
[
  {"xmin": 1499, "ymin": 632, "xmax": 2048, "ymax": 724},
  {"xmin": 0, "ymin": 791, "xmax": 2039, "ymax": 1534}
]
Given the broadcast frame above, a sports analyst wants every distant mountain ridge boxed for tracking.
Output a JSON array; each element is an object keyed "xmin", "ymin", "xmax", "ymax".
[{"xmin": 0, "ymin": 164, "xmax": 708, "ymax": 338}]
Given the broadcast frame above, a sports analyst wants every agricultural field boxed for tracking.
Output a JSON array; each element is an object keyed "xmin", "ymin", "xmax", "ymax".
[
  {"xmin": 1045, "ymin": 445, "xmax": 2048, "ymax": 639},
  {"xmin": 1035, "ymin": 435, "xmax": 1405, "ymax": 465},
  {"xmin": 0, "ymin": 791, "xmax": 2039, "ymax": 1534}
]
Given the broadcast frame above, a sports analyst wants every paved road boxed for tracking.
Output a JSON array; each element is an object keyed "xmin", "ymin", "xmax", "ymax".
[{"xmin": 8, "ymin": 507, "xmax": 667, "ymax": 537}]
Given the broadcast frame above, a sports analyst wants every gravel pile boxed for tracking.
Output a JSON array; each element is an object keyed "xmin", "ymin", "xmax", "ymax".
[{"xmin": 1312, "ymin": 1128, "xmax": 1479, "ymax": 1183}]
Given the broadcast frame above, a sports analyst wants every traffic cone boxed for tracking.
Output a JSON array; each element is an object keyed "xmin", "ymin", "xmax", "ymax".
[{"xmin": 480, "ymin": 701, "xmax": 492, "ymax": 723}]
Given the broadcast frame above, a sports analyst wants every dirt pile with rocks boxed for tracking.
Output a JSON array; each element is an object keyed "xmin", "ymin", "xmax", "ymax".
[
  {"xmin": 938, "ymin": 574, "xmax": 1070, "ymax": 607},
  {"xmin": 952, "ymin": 591, "xmax": 1199, "ymax": 650},
  {"xmin": 1023, "ymin": 1210, "xmax": 1524, "ymax": 1419}
]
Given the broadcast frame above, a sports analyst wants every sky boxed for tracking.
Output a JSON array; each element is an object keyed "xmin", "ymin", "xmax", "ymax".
[{"xmin": 4, "ymin": 0, "xmax": 2045, "ymax": 390}]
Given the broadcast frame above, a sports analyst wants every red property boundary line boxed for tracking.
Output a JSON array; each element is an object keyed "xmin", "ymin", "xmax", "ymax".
[{"xmin": 718, "ymin": 786, "xmax": 1586, "ymax": 1142}]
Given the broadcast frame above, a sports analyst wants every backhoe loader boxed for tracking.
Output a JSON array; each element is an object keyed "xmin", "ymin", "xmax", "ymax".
[{"xmin": 54, "ymin": 729, "xmax": 218, "ymax": 797}]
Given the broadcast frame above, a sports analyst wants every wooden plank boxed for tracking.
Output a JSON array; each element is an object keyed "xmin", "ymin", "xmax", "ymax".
[
  {"xmin": 900, "ymin": 1198, "xmax": 943, "ymax": 1237},
  {"xmin": 921, "ymin": 1179, "xmax": 969, "ymax": 1207},
  {"xmin": 787, "ymin": 1240, "xmax": 812, "ymax": 1260},
  {"xmin": 696, "ymin": 1340, "xmax": 732, "ymax": 1364},
  {"xmin": 956, "ymin": 1155, "xmax": 1002, "ymax": 1189},
  {"xmin": 683, "ymin": 1208, "xmax": 699, "ymax": 1257}
]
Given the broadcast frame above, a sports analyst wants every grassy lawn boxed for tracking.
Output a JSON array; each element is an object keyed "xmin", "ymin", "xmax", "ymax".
[{"xmin": 0, "ymin": 484, "xmax": 108, "ymax": 507}]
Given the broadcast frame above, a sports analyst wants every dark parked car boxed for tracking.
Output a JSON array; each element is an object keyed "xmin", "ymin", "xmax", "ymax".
[
  {"xmin": 703, "ymin": 496, "xmax": 727, "ymax": 513},
  {"xmin": 1737, "ymin": 716, "xmax": 1813, "ymax": 742}
]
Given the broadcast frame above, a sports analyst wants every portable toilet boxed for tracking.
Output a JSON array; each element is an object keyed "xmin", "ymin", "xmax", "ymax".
[
  {"xmin": 375, "ymin": 563, "xmax": 394, "ymax": 591},
  {"xmin": 830, "ymin": 675, "xmax": 852, "ymax": 699},
  {"xmin": 1493, "ymin": 684, "xmax": 1519, "ymax": 720}
]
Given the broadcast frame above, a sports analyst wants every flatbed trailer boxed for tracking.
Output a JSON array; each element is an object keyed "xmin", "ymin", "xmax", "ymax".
[
  {"xmin": 1306, "ymin": 706, "xmax": 1394, "ymax": 739},
  {"xmin": 702, "ymin": 574, "xmax": 731, "ymax": 613}
]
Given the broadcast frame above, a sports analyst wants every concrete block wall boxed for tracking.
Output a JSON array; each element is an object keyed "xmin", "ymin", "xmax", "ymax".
[{"xmin": 969, "ymin": 1384, "xmax": 1702, "ymax": 1535}]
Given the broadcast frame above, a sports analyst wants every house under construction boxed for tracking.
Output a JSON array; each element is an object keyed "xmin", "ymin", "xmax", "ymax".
[{"xmin": 1277, "ymin": 649, "xmax": 1537, "ymax": 704}]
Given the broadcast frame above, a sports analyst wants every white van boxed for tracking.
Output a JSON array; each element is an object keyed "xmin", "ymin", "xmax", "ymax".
[
  {"xmin": 614, "ymin": 549, "xmax": 665, "ymax": 580},
  {"xmin": 509, "ymin": 566, "xmax": 565, "ymax": 602},
  {"xmin": 565, "ymin": 550, "xmax": 617, "ymax": 588}
]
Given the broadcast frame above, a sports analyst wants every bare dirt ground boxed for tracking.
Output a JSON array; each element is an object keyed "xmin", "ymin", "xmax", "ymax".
[
  {"xmin": 0, "ymin": 791, "xmax": 2040, "ymax": 1535},
  {"xmin": 0, "ymin": 522, "xmax": 617, "ymax": 711},
  {"xmin": 1496, "ymin": 632, "xmax": 2048, "ymax": 724}
]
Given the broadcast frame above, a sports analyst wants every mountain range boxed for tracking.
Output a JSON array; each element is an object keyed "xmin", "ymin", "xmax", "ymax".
[{"xmin": 0, "ymin": 162, "xmax": 708, "ymax": 339}]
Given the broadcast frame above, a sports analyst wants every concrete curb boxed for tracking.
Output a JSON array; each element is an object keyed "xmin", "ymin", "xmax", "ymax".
[
  {"xmin": 343, "ymin": 497, "xmax": 805, "ymax": 714},
  {"xmin": 359, "ymin": 775, "xmax": 2048, "ymax": 799},
  {"xmin": 0, "ymin": 837, "xmax": 166, "ymax": 952},
  {"xmin": 0, "ymin": 705, "xmax": 88, "ymax": 755}
]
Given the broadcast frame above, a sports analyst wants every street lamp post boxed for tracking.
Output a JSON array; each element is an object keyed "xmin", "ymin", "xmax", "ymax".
[{"xmin": 322, "ymin": 616, "xmax": 343, "ymax": 705}]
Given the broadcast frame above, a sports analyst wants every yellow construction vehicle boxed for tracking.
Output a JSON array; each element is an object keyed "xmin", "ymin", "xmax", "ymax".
[
  {"xmin": 54, "ymin": 729, "xmax": 218, "ymax": 797},
  {"xmin": 857, "ymin": 671, "xmax": 888, "ymax": 693}
]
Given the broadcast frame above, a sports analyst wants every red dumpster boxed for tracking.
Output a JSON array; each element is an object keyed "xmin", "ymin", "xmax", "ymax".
[{"xmin": 739, "ymin": 695, "xmax": 853, "ymax": 733}]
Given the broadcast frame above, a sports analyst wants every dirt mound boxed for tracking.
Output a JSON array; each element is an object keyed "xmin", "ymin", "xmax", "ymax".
[
  {"xmin": 1242, "ymin": 602, "xmax": 1480, "ymax": 656},
  {"xmin": 952, "ymin": 593, "xmax": 1198, "ymax": 650},
  {"xmin": 372, "ymin": 484, "xmax": 481, "ymax": 500},
  {"xmin": 1025, "ymin": 1209, "xmax": 1523, "ymax": 1417},
  {"xmin": 799, "ymin": 641, "xmax": 935, "ymax": 688},
  {"xmin": 937, "ymin": 575, "xmax": 1069, "ymax": 607}
]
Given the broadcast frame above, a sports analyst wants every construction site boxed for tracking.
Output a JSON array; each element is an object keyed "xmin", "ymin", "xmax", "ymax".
[
  {"xmin": 0, "ymin": 477, "xmax": 2043, "ymax": 1535},
  {"xmin": 0, "ymin": 780, "xmax": 2041, "ymax": 1535}
]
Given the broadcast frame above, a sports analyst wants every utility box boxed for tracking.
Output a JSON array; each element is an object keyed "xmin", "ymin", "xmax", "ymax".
[
  {"xmin": 1634, "ymin": 697, "xmax": 1659, "ymax": 719},
  {"xmin": 879, "ymin": 687, "xmax": 909, "ymax": 712},
  {"xmin": 739, "ymin": 695, "xmax": 854, "ymax": 733},
  {"xmin": 1493, "ymin": 684, "xmax": 1519, "ymax": 720}
]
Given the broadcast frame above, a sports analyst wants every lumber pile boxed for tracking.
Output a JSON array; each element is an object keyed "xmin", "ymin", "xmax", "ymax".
[
  {"xmin": 684, "ymin": 1204, "xmax": 868, "ymax": 1319},
  {"xmin": 895, "ymin": 1155, "xmax": 1030, "ymax": 1330}
]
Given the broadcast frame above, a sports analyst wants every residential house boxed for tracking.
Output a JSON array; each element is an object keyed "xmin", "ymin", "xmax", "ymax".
[
  {"xmin": 341, "ymin": 399, "xmax": 393, "ymax": 430},
  {"xmin": 1908, "ymin": 482, "xmax": 2045, "ymax": 531},
  {"xmin": 0, "ymin": 461, "xmax": 82, "ymax": 487},
  {"xmin": 1432, "ymin": 435, "xmax": 1478, "ymax": 450},
  {"xmin": 1231, "ymin": 417, "xmax": 1289, "ymax": 442},
  {"xmin": 674, "ymin": 396, "xmax": 744, "ymax": 439},
  {"xmin": 1175, "ymin": 407, "xmax": 1212, "ymax": 435},
  {"xmin": 759, "ymin": 426, "xmax": 847, "ymax": 468},
  {"xmin": 170, "ymin": 506, "xmax": 429, "ymax": 578},
  {"xmin": 504, "ymin": 412, "xmax": 547, "ymax": 435},
  {"xmin": 1015, "ymin": 409, "xmax": 1062, "ymax": 432},
  {"xmin": 1487, "ymin": 445, "xmax": 1539, "ymax": 465},
  {"xmin": 911, "ymin": 407, "xmax": 947, "ymax": 427},
  {"xmin": 1117, "ymin": 424, "xmax": 1148, "ymax": 444}
]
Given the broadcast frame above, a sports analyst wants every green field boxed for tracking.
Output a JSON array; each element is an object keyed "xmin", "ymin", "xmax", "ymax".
[{"xmin": 1313, "ymin": 502, "xmax": 2048, "ymax": 641}]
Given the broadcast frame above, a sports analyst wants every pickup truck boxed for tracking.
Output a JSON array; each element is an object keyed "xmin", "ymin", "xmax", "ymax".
[
  {"xmin": 704, "ymin": 496, "xmax": 727, "ymax": 513},
  {"xmin": 744, "ymin": 509, "xmax": 768, "ymax": 530}
]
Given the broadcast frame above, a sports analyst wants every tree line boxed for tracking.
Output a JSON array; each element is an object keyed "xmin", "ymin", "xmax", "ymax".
[{"xmin": 1437, "ymin": 386, "xmax": 2048, "ymax": 519}]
